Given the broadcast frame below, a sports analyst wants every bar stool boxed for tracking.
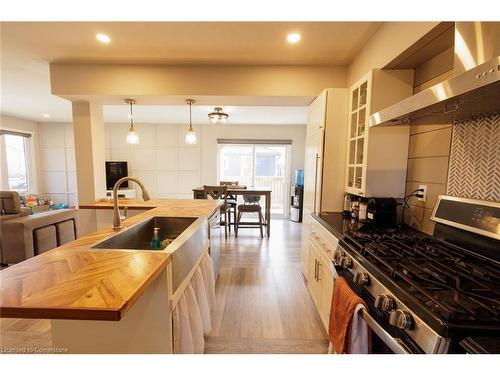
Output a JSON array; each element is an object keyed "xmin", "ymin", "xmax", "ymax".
[
  {"xmin": 219, "ymin": 181, "xmax": 238, "ymax": 233},
  {"xmin": 235, "ymin": 195, "xmax": 264, "ymax": 239},
  {"xmin": 203, "ymin": 185, "xmax": 229, "ymax": 239}
]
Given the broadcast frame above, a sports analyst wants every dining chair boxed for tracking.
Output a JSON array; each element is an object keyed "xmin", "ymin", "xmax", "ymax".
[
  {"xmin": 235, "ymin": 195, "xmax": 264, "ymax": 239},
  {"xmin": 203, "ymin": 185, "xmax": 229, "ymax": 239},
  {"xmin": 219, "ymin": 181, "xmax": 238, "ymax": 233}
]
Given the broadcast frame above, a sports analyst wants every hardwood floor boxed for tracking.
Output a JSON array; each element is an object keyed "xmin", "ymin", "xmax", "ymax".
[
  {"xmin": 0, "ymin": 318, "xmax": 52, "ymax": 352},
  {"xmin": 0, "ymin": 219, "xmax": 328, "ymax": 354},
  {"xmin": 205, "ymin": 219, "xmax": 328, "ymax": 353}
]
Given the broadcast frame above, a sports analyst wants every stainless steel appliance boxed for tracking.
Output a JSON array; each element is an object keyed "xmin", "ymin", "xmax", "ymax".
[
  {"xmin": 370, "ymin": 22, "xmax": 500, "ymax": 127},
  {"xmin": 333, "ymin": 195, "xmax": 500, "ymax": 353},
  {"xmin": 208, "ymin": 211, "xmax": 221, "ymax": 279}
]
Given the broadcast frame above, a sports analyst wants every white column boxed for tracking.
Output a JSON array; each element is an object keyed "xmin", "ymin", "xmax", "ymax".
[{"xmin": 72, "ymin": 101, "xmax": 106, "ymax": 204}]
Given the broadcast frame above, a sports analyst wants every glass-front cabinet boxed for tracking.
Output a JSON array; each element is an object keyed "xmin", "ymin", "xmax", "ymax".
[
  {"xmin": 344, "ymin": 69, "xmax": 415, "ymax": 198},
  {"xmin": 346, "ymin": 73, "xmax": 371, "ymax": 196}
]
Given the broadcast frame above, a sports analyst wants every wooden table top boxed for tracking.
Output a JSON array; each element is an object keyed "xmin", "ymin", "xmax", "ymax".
[
  {"xmin": 192, "ymin": 186, "xmax": 272, "ymax": 193},
  {"xmin": 80, "ymin": 198, "xmax": 223, "ymax": 211},
  {"xmin": 0, "ymin": 199, "xmax": 222, "ymax": 321}
]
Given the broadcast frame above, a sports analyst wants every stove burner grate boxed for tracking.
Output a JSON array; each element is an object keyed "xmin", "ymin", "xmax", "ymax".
[{"xmin": 344, "ymin": 229, "xmax": 500, "ymax": 323}]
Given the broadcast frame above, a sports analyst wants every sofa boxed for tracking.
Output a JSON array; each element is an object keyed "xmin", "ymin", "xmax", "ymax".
[{"xmin": 0, "ymin": 191, "xmax": 79, "ymax": 265}]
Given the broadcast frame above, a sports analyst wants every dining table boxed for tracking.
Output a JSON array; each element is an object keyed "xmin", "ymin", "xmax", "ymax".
[{"xmin": 192, "ymin": 186, "xmax": 272, "ymax": 237}]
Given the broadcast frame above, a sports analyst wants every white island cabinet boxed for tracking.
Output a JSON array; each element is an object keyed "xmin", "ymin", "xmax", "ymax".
[
  {"xmin": 51, "ymin": 266, "xmax": 174, "ymax": 353},
  {"xmin": 51, "ymin": 216, "xmax": 213, "ymax": 353},
  {"xmin": 1, "ymin": 199, "xmax": 222, "ymax": 354}
]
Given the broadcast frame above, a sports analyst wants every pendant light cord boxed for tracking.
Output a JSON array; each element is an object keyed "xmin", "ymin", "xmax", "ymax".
[
  {"xmin": 129, "ymin": 102, "xmax": 135, "ymax": 130},
  {"xmin": 189, "ymin": 101, "xmax": 193, "ymax": 131}
]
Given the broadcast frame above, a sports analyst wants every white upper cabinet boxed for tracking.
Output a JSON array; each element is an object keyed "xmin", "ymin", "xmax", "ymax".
[{"xmin": 345, "ymin": 70, "xmax": 414, "ymax": 198}]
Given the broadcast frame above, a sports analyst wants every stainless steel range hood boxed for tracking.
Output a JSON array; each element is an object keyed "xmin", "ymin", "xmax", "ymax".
[{"xmin": 370, "ymin": 22, "xmax": 500, "ymax": 127}]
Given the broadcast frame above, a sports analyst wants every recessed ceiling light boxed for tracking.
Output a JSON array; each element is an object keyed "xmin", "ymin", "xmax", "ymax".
[
  {"xmin": 42, "ymin": 114, "xmax": 51, "ymax": 118},
  {"xmin": 96, "ymin": 33, "xmax": 111, "ymax": 44},
  {"xmin": 287, "ymin": 33, "xmax": 301, "ymax": 44}
]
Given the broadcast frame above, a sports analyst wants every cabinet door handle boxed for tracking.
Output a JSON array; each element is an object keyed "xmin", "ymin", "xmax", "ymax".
[
  {"xmin": 314, "ymin": 259, "xmax": 318, "ymax": 281},
  {"xmin": 317, "ymin": 261, "xmax": 321, "ymax": 282}
]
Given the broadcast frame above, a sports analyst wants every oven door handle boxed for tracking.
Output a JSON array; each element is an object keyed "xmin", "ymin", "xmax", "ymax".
[{"xmin": 359, "ymin": 308, "xmax": 413, "ymax": 354}]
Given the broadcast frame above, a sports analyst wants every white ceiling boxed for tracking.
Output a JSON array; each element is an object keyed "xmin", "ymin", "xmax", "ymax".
[{"xmin": 0, "ymin": 22, "xmax": 381, "ymax": 123}]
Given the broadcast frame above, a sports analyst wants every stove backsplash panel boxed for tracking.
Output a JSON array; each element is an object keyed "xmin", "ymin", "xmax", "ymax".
[{"xmin": 447, "ymin": 113, "xmax": 500, "ymax": 202}]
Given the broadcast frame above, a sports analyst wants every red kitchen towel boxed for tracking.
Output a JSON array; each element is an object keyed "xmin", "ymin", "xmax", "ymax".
[{"xmin": 328, "ymin": 277, "xmax": 367, "ymax": 354}]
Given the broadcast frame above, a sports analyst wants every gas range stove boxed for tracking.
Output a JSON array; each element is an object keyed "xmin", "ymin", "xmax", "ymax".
[{"xmin": 334, "ymin": 195, "xmax": 500, "ymax": 353}]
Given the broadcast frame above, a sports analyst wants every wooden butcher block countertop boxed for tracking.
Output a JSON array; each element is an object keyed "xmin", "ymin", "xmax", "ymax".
[
  {"xmin": 0, "ymin": 199, "xmax": 222, "ymax": 321},
  {"xmin": 79, "ymin": 198, "xmax": 185, "ymax": 210}
]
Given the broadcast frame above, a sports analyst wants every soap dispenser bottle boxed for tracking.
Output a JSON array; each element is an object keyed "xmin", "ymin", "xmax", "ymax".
[{"xmin": 150, "ymin": 227, "xmax": 161, "ymax": 250}]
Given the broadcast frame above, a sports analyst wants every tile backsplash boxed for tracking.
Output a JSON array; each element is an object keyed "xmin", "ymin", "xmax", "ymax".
[
  {"xmin": 404, "ymin": 124, "xmax": 452, "ymax": 234},
  {"xmin": 404, "ymin": 112, "xmax": 499, "ymax": 235},
  {"xmin": 447, "ymin": 113, "xmax": 500, "ymax": 202}
]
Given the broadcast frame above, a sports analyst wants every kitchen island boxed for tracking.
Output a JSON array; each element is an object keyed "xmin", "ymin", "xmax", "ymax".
[{"xmin": 0, "ymin": 199, "xmax": 222, "ymax": 353}]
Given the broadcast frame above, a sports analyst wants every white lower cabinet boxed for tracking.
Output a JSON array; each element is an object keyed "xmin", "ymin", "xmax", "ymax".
[
  {"xmin": 304, "ymin": 214, "xmax": 339, "ymax": 331},
  {"xmin": 318, "ymin": 260, "xmax": 334, "ymax": 328},
  {"xmin": 307, "ymin": 242, "xmax": 321, "ymax": 307},
  {"xmin": 300, "ymin": 210, "xmax": 312, "ymax": 278}
]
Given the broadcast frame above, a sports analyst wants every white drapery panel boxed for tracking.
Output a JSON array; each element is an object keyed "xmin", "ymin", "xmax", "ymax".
[{"xmin": 173, "ymin": 252, "xmax": 216, "ymax": 354}]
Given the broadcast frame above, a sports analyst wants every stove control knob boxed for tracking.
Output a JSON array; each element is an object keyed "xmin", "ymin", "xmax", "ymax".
[
  {"xmin": 354, "ymin": 271, "xmax": 370, "ymax": 286},
  {"xmin": 374, "ymin": 294, "xmax": 395, "ymax": 311},
  {"xmin": 339, "ymin": 256, "xmax": 352, "ymax": 269},
  {"xmin": 389, "ymin": 309, "xmax": 414, "ymax": 330}
]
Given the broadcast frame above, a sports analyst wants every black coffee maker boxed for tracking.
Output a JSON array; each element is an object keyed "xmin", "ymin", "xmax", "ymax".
[{"xmin": 366, "ymin": 198, "xmax": 397, "ymax": 228}]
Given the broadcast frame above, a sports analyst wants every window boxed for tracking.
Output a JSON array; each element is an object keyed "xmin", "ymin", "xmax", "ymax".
[{"xmin": 0, "ymin": 131, "xmax": 33, "ymax": 192}]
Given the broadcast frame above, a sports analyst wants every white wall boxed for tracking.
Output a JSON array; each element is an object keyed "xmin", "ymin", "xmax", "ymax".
[
  {"xmin": 105, "ymin": 123, "xmax": 202, "ymax": 199},
  {"xmin": 36, "ymin": 122, "xmax": 306, "ymax": 202},
  {"xmin": 0, "ymin": 115, "xmax": 43, "ymax": 193},
  {"xmin": 38, "ymin": 122, "xmax": 77, "ymax": 206},
  {"xmin": 200, "ymin": 124, "xmax": 306, "ymax": 187},
  {"xmin": 105, "ymin": 123, "xmax": 306, "ymax": 198}
]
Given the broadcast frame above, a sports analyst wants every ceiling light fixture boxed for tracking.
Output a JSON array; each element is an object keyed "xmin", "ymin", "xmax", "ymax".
[
  {"xmin": 42, "ymin": 114, "xmax": 51, "ymax": 118},
  {"xmin": 125, "ymin": 99, "xmax": 139, "ymax": 145},
  {"xmin": 208, "ymin": 107, "xmax": 229, "ymax": 124},
  {"xmin": 185, "ymin": 99, "xmax": 197, "ymax": 145},
  {"xmin": 287, "ymin": 32, "xmax": 301, "ymax": 44},
  {"xmin": 96, "ymin": 33, "xmax": 111, "ymax": 44}
]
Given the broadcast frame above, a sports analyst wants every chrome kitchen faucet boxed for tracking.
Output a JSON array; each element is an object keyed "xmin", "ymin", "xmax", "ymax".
[{"xmin": 112, "ymin": 177, "xmax": 151, "ymax": 230}]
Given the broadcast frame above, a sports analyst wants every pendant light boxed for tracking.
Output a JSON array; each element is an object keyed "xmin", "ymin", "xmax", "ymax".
[
  {"xmin": 185, "ymin": 99, "xmax": 197, "ymax": 144},
  {"xmin": 208, "ymin": 107, "xmax": 229, "ymax": 124},
  {"xmin": 125, "ymin": 99, "xmax": 139, "ymax": 144}
]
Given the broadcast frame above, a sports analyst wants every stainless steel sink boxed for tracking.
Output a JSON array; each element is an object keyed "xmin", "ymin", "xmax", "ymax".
[{"xmin": 92, "ymin": 216, "xmax": 197, "ymax": 250}]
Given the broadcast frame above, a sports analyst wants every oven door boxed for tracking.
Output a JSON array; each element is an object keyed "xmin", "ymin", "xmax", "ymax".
[
  {"xmin": 336, "ymin": 266, "xmax": 424, "ymax": 354},
  {"xmin": 359, "ymin": 308, "xmax": 417, "ymax": 354}
]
